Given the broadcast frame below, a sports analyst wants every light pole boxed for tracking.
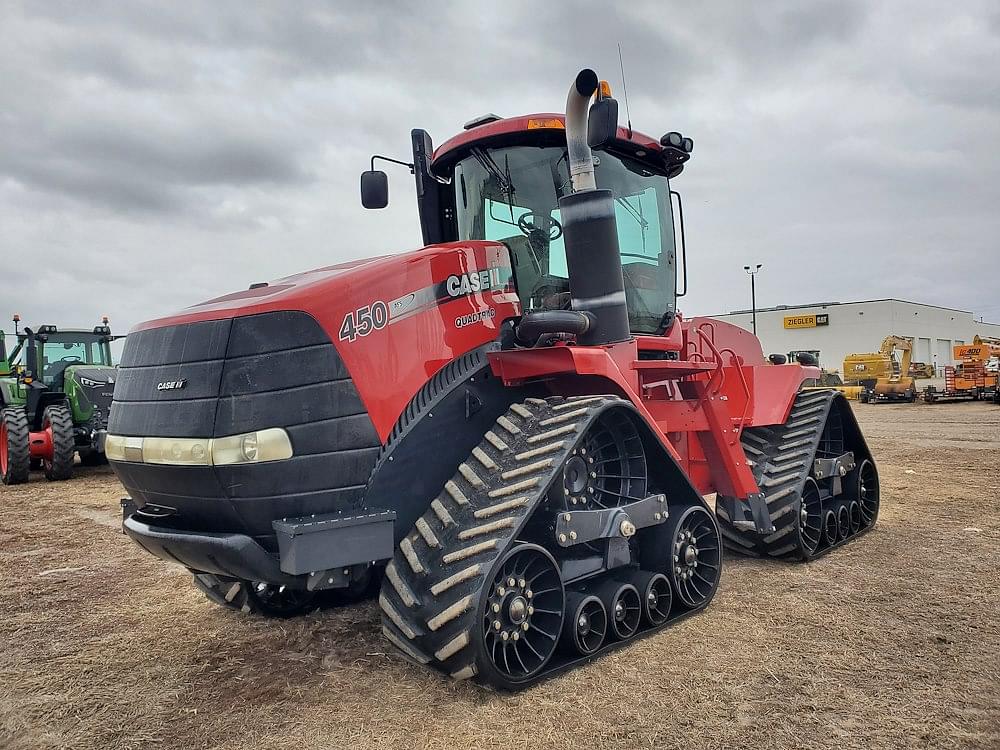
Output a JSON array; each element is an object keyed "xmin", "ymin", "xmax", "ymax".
[{"xmin": 744, "ymin": 264, "xmax": 762, "ymax": 335}]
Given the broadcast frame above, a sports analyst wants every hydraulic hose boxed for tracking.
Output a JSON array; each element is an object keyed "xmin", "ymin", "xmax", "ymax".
[{"xmin": 565, "ymin": 69, "xmax": 600, "ymax": 193}]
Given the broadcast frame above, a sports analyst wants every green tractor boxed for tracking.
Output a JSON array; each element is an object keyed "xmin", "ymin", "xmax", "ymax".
[{"xmin": 1, "ymin": 315, "xmax": 121, "ymax": 485}]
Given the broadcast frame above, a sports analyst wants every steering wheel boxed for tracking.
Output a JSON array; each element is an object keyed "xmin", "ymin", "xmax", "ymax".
[
  {"xmin": 517, "ymin": 211, "xmax": 563, "ymax": 241},
  {"xmin": 59, "ymin": 356, "xmax": 83, "ymax": 362}
]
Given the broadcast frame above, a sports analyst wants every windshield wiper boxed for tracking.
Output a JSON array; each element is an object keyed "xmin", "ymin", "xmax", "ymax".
[
  {"xmin": 472, "ymin": 147, "xmax": 514, "ymax": 200},
  {"xmin": 616, "ymin": 196, "xmax": 648, "ymax": 229}
]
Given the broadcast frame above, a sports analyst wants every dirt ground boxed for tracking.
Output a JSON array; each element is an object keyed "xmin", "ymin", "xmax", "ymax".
[{"xmin": 1, "ymin": 402, "xmax": 998, "ymax": 750}]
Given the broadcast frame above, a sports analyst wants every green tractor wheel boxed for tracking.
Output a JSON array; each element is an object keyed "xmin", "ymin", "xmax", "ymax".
[
  {"xmin": 1, "ymin": 407, "xmax": 31, "ymax": 485},
  {"xmin": 42, "ymin": 404, "xmax": 75, "ymax": 481}
]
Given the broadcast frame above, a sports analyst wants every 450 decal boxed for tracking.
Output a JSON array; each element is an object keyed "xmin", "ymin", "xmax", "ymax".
[{"xmin": 339, "ymin": 301, "xmax": 389, "ymax": 343}]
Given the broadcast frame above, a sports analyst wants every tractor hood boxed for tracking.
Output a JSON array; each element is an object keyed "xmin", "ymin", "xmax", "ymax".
[
  {"xmin": 65, "ymin": 364, "xmax": 117, "ymax": 428},
  {"xmin": 124, "ymin": 241, "xmax": 520, "ymax": 440},
  {"xmin": 108, "ymin": 240, "xmax": 520, "ymax": 542},
  {"xmin": 131, "ymin": 254, "xmax": 395, "ymax": 333}
]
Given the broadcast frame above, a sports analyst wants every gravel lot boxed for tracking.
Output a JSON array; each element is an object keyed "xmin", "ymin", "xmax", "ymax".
[{"xmin": 1, "ymin": 401, "xmax": 998, "ymax": 749}]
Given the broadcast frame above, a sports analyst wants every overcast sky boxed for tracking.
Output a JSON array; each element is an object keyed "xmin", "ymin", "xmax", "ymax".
[{"xmin": 2, "ymin": 0, "xmax": 999, "ymax": 338}]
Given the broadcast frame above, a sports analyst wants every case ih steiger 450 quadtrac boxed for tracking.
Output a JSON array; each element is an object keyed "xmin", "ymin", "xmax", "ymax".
[
  {"xmin": 1, "ymin": 316, "xmax": 119, "ymax": 484},
  {"xmin": 109, "ymin": 70, "xmax": 879, "ymax": 689}
]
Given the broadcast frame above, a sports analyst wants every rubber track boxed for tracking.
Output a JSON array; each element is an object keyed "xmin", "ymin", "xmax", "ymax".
[
  {"xmin": 191, "ymin": 573, "xmax": 319, "ymax": 617},
  {"xmin": 43, "ymin": 404, "xmax": 75, "ymax": 482},
  {"xmin": 715, "ymin": 389, "xmax": 835, "ymax": 560},
  {"xmin": 378, "ymin": 395, "xmax": 624, "ymax": 685},
  {"xmin": 0, "ymin": 407, "xmax": 31, "ymax": 485}
]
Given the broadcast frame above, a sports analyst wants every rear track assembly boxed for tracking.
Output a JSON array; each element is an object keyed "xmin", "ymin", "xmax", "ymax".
[{"xmin": 716, "ymin": 390, "xmax": 879, "ymax": 561}]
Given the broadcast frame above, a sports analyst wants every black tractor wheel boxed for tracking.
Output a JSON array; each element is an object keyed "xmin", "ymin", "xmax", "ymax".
[
  {"xmin": 1, "ymin": 407, "xmax": 31, "ymax": 485},
  {"xmin": 192, "ymin": 573, "xmax": 319, "ymax": 617},
  {"xmin": 42, "ymin": 404, "xmax": 75, "ymax": 481}
]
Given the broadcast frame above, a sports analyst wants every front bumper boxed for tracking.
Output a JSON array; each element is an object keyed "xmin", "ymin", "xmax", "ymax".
[
  {"xmin": 121, "ymin": 499, "xmax": 396, "ymax": 588},
  {"xmin": 122, "ymin": 505, "xmax": 297, "ymax": 585}
]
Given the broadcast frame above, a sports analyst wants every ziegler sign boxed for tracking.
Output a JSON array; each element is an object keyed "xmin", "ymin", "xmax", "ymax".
[{"xmin": 783, "ymin": 314, "xmax": 829, "ymax": 329}]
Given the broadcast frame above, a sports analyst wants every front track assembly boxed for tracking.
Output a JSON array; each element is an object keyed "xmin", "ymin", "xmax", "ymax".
[
  {"xmin": 716, "ymin": 390, "xmax": 879, "ymax": 560},
  {"xmin": 379, "ymin": 396, "xmax": 721, "ymax": 690}
]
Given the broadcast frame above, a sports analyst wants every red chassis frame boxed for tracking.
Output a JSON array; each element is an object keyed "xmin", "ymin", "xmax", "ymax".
[{"xmin": 489, "ymin": 318, "xmax": 816, "ymax": 500}]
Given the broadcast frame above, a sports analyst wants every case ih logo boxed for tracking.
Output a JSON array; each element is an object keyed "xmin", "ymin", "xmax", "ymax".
[
  {"xmin": 445, "ymin": 267, "xmax": 506, "ymax": 298},
  {"xmin": 156, "ymin": 379, "xmax": 187, "ymax": 391}
]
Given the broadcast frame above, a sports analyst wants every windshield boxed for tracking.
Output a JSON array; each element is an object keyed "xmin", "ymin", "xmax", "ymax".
[
  {"xmin": 40, "ymin": 332, "xmax": 112, "ymax": 385},
  {"xmin": 454, "ymin": 146, "xmax": 676, "ymax": 333}
]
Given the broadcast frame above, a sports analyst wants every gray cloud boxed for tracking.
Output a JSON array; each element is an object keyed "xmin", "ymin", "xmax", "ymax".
[{"xmin": 1, "ymin": 0, "xmax": 998, "ymax": 338}]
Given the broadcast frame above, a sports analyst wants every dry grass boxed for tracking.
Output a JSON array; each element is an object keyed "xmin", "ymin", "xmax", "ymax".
[{"xmin": 1, "ymin": 402, "xmax": 998, "ymax": 749}]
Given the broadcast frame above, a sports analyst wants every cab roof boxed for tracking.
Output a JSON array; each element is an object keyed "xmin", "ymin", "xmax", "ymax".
[{"xmin": 431, "ymin": 113, "xmax": 669, "ymax": 172}]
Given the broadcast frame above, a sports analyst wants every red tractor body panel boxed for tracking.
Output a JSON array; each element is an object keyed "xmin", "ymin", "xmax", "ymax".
[{"xmin": 488, "ymin": 317, "xmax": 812, "ymax": 498}]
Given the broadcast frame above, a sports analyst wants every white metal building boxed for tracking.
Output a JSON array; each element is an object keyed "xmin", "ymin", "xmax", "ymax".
[{"xmin": 709, "ymin": 299, "xmax": 1000, "ymax": 373}]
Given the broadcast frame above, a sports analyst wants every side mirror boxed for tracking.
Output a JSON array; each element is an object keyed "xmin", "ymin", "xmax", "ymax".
[
  {"xmin": 587, "ymin": 97, "xmax": 619, "ymax": 149},
  {"xmin": 361, "ymin": 170, "xmax": 389, "ymax": 209}
]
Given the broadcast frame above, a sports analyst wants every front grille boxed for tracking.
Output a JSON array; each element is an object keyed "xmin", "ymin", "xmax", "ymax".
[
  {"xmin": 71, "ymin": 368, "xmax": 116, "ymax": 429},
  {"xmin": 109, "ymin": 311, "xmax": 382, "ymax": 540}
]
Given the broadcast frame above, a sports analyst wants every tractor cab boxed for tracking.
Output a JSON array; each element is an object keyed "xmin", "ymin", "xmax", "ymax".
[
  {"xmin": 34, "ymin": 328, "xmax": 114, "ymax": 389},
  {"xmin": 362, "ymin": 85, "xmax": 694, "ymax": 337}
]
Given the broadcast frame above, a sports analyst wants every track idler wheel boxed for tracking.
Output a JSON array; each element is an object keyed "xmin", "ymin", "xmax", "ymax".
[
  {"xmin": 633, "ymin": 571, "xmax": 672, "ymax": 626},
  {"xmin": 823, "ymin": 510, "xmax": 837, "ymax": 546},
  {"xmin": 596, "ymin": 580, "xmax": 641, "ymax": 641},
  {"xmin": 855, "ymin": 459, "xmax": 880, "ymax": 528},
  {"xmin": 837, "ymin": 505, "xmax": 850, "ymax": 542},
  {"xmin": 481, "ymin": 544, "xmax": 565, "ymax": 682},
  {"xmin": 670, "ymin": 506, "xmax": 722, "ymax": 608},
  {"xmin": 561, "ymin": 592, "xmax": 607, "ymax": 655}
]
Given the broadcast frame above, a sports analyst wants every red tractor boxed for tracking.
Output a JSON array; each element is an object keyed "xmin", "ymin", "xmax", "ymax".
[{"xmin": 109, "ymin": 70, "xmax": 878, "ymax": 690}]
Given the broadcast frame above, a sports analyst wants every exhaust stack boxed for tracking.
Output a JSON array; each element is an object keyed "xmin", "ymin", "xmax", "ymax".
[{"xmin": 559, "ymin": 69, "xmax": 630, "ymax": 346}]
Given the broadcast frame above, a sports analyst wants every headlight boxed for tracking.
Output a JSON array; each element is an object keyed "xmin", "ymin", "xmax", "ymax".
[
  {"xmin": 210, "ymin": 429, "xmax": 292, "ymax": 465},
  {"xmin": 103, "ymin": 428, "xmax": 293, "ymax": 466}
]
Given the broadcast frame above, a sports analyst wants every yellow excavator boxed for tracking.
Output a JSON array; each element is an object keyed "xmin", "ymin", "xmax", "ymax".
[{"xmin": 843, "ymin": 336, "xmax": 917, "ymax": 403}]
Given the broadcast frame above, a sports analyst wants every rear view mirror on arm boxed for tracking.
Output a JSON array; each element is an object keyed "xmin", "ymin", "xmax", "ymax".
[{"xmin": 361, "ymin": 170, "xmax": 389, "ymax": 209}]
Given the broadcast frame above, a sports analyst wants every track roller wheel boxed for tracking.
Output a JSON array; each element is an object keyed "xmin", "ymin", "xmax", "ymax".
[
  {"xmin": 596, "ymin": 580, "xmax": 641, "ymax": 640},
  {"xmin": 481, "ymin": 544, "xmax": 565, "ymax": 683},
  {"xmin": 0, "ymin": 407, "xmax": 30, "ymax": 485},
  {"xmin": 633, "ymin": 571, "xmax": 672, "ymax": 626},
  {"xmin": 823, "ymin": 510, "xmax": 837, "ymax": 546},
  {"xmin": 849, "ymin": 501, "xmax": 862, "ymax": 534},
  {"xmin": 561, "ymin": 592, "xmax": 607, "ymax": 655},
  {"xmin": 837, "ymin": 505, "xmax": 850, "ymax": 542},
  {"xmin": 42, "ymin": 404, "xmax": 75, "ymax": 481},
  {"xmin": 192, "ymin": 574, "xmax": 318, "ymax": 617},
  {"xmin": 855, "ymin": 459, "xmax": 880, "ymax": 528},
  {"xmin": 670, "ymin": 506, "xmax": 721, "ymax": 608},
  {"xmin": 797, "ymin": 477, "xmax": 823, "ymax": 558}
]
